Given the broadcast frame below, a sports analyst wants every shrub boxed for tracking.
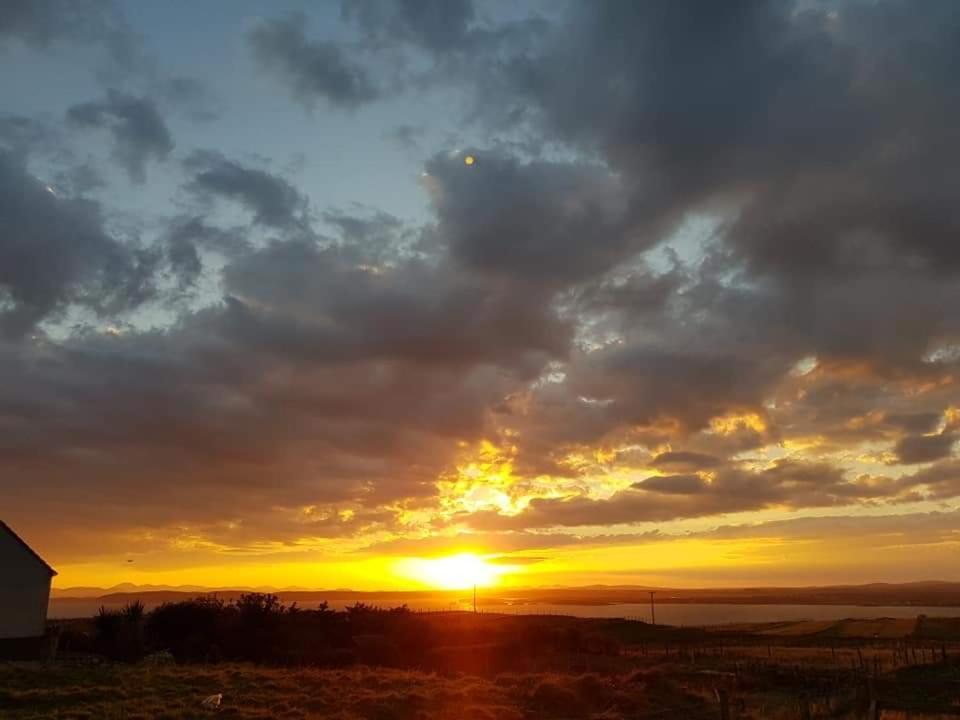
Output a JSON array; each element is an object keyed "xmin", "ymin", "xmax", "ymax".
[
  {"xmin": 145, "ymin": 596, "xmax": 226, "ymax": 662},
  {"xmin": 529, "ymin": 678, "xmax": 587, "ymax": 717},
  {"xmin": 93, "ymin": 603, "xmax": 145, "ymax": 662}
]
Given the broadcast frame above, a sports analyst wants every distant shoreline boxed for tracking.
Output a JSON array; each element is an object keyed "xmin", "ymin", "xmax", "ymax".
[{"xmin": 49, "ymin": 581, "xmax": 960, "ymax": 608}]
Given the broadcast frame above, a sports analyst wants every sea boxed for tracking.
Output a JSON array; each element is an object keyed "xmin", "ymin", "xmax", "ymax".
[{"xmin": 48, "ymin": 597, "xmax": 960, "ymax": 626}]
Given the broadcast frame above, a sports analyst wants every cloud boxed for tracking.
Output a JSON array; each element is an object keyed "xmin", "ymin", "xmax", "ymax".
[
  {"xmin": 7, "ymin": 1, "xmax": 960, "ymax": 570},
  {"xmin": 384, "ymin": 124, "xmax": 425, "ymax": 149},
  {"xmin": 155, "ymin": 75, "xmax": 220, "ymax": 123},
  {"xmin": 248, "ymin": 13, "xmax": 378, "ymax": 109},
  {"xmin": 442, "ymin": 0, "xmax": 960, "ymax": 365},
  {"xmin": 67, "ymin": 90, "xmax": 173, "ymax": 183},
  {"xmin": 704, "ymin": 508, "xmax": 960, "ymax": 549},
  {"xmin": 0, "ymin": 150, "xmax": 159, "ymax": 337},
  {"xmin": 892, "ymin": 433, "xmax": 957, "ymax": 465},
  {"xmin": 160, "ymin": 216, "xmax": 251, "ymax": 293},
  {"xmin": 469, "ymin": 459, "xmax": 907, "ymax": 531},
  {"xmin": 649, "ymin": 451, "xmax": 723, "ymax": 472},
  {"xmin": 0, "ymin": 209, "xmax": 574, "ymax": 555},
  {"xmin": 322, "ymin": 209, "xmax": 403, "ymax": 247},
  {"xmin": 343, "ymin": 0, "xmax": 475, "ymax": 55},
  {"xmin": 356, "ymin": 531, "xmax": 597, "ymax": 558},
  {"xmin": 165, "ymin": 225, "xmax": 203, "ymax": 290},
  {"xmin": 488, "ymin": 555, "xmax": 547, "ymax": 566},
  {"xmin": 0, "ymin": 0, "xmax": 140, "ymax": 68},
  {"xmin": 899, "ymin": 460, "xmax": 960, "ymax": 499},
  {"xmin": 634, "ymin": 474, "xmax": 709, "ymax": 495},
  {"xmin": 219, "ymin": 235, "xmax": 568, "ymax": 373},
  {"xmin": 884, "ymin": 412, "xmax": 943, "ymax": 435},
  {"xmin": 423, "ymin": 150, "xmax": 635, "ymax": 285},
  {"xmin": 0, "ymin": 114, "xmax": 61, "ymax": 160},
  {"xmin": 184, "ymin": 151, "xmax": 308, "ymax": 230}
]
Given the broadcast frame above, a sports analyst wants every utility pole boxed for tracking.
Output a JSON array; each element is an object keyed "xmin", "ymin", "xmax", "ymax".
[
  {"xmin": 473, "ymin": 583, "xmax": 477, "ymax": 613},
  {"xmin": 649, "ymin": 591, "xmax": 656, "ymax": 625}
]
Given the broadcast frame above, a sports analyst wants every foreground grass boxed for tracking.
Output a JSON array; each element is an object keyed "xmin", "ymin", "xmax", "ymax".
[
  {"xmin": 0, "ymin": 662, "xmax": 718, "ymax": 720},
  {"xmin": 4, "ymin": 655, "xmax": 959, "ymax": 719}
]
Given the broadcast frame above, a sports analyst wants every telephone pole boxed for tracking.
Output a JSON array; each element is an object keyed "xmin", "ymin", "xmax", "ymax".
[
  {"xmin": 649, "ymin": 591, "xmax": 656, "ymax": 625},
  {"xmin": 473, "ymin": 583, "xmax": 477, "ymax": 613}
]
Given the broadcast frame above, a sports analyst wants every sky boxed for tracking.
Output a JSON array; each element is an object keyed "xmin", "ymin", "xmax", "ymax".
[{"xmin": 2, "ymin": 0, "xmax": 960, "ymax": 591}]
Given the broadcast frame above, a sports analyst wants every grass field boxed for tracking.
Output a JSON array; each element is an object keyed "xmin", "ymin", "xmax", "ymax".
[
  {"xmin": 0, "ymin": 662, "xmax": 723, "ymax": 720},
  {"xmin": 4, "ymin": 613, "xmax": 960, "ymax": 719},
  {"xmin": 4, "ymin": 649, "xmax": 960, "ymax": 719}
]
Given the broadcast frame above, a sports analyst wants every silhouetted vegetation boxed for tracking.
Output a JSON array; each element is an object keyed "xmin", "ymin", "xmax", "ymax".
[
  {"xmin": 91, "ymin": 601, "xmax": 145, "ymax": 661},
  {"xmin": 79, "ymin": 592, "xmax": 645, "ymax": 667},
  {"xmin": 23, "ymin": 606, "xmax": 960, "ymax": 717}
]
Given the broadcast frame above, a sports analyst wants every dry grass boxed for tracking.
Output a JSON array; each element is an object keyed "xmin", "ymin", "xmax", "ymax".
[
  {"xmin": 833, "ymin": 618, "xmax": 918, "ymax": 639},
  {"xmin": 707, "ymin": 617, "xmax": 924, "ymax": 639},
  {"xmin": 757, "ymin": 620, "xmax": 839, "ymax": 636},
  {"xmin": 0, "ymin": 662, "xmax": 717, "ymax": 720},
  {"xmin": 5, "ymin": 612, "xmax": 960, "ymax": 719}
]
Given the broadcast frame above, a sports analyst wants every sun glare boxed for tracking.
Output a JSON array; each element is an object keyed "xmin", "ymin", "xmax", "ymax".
[{"xmin": 395, "ymin": 553, "xmax": 506, "ymax": 590}]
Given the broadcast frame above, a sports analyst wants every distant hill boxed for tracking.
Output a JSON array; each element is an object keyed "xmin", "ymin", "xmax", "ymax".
[
  {"xmin": 50, "ymin": 581, "xmax": 960, "ymax": 607},
  {"xmin": 50, "ymin": 583, "xmax": 309, "ymax": 598}
]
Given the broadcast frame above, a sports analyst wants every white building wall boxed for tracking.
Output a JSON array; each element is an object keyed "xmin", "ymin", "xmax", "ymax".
[{"xmin": 0, "ymin": 533, "xmax": 53, "ymax": 639}]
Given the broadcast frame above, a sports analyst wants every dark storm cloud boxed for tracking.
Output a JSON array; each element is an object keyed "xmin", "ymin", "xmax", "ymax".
[
  {"xmin": 184, "ymin": 151, "xmax": 308, "ymax": 230},
  {"xmin": 0, "ymin": 151, "xmax": 157, "ymax": 337},
  {"xmin": 67, "ymin": 90, "xmax": 173, "ymax": 183},
  {"xmin": 248, "ymin": 13, "xmax": 378, "ymax": 109},
  {"xmin": 892, "ymin": 433, "xmax": 957, "ymax": 465}
]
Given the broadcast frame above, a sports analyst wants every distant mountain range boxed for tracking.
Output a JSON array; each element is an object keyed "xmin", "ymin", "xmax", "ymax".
[
  {"xmin": 50, "ymin": 583, "xmax": 315, "ymax": 598},
  {"xmin": 50, "ymin": 581, "xmax": 960, "ymax": 607}
]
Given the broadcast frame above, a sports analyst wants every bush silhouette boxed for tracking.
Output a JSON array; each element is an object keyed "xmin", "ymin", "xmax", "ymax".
[{"xmin": 93, "ymin": 602, "xmax": 145, "ymax": 661}]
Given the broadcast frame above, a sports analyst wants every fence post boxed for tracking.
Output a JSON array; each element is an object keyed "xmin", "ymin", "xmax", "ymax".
[
  {"xmin": 867, "ymin": 678, "xmax": 878, "ymax": 720},
  {"xmin": 714, "ymin": 687, "xmax": 730, "ymax": 720}
]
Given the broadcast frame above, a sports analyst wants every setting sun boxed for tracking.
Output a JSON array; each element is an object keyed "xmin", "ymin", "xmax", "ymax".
[{"xmin": 394, "ymin": 553, "xmax": 507, "ymax": 590}]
